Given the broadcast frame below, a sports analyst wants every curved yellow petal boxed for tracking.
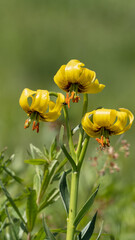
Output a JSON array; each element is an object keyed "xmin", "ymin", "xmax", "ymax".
[
  {"xmin": 78, "ymin": 68, "xmax": 96, "ymax": 92},
  {"xmin": 65, "ymin": 59, "xmax": 84, "ymax": 83},
  {"xmin": 109, "ymin": 108, "xmax": 134, "ymax": 135},
  {"xmin": 19, "ymin": 88, "xmax": 36, "ymax": 113},
  {"xmin": 82, "ymin": 108, "xmax": 134, "ymax": 138},
  {"xmin": 41, "ymin": 93, "xmax": 65, "ymax": 122},
  {"xmin": 54, "ymin": 59, "xmax": 105, "ymax": 94},
  {"xmin": 81, "ymin": 79, "xmax": 105, "ymax": 93},
  {"xmin": 30, "ymin": 90, "xmax": 49, "ymax": 114},
  {"xmin": 81, "ymin": 111, "xmax": 101, "ymax": 137},
  {"xmin": 93, "ymin": 109, "xmax": 117, "ymax": 128},
  {"xmin": 54, "ymin": 65, "xmax": 69, "ymax": 91}
]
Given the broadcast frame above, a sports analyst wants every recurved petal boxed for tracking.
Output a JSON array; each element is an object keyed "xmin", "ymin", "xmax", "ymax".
[
  {"xmin": 54, "ymin": 65, "xmax": 69, "ymax": 91},
  {"xmin": 31, "ymin": 90, "xmax": 49, "ymax": 114},
  {"xmin": 80, "ymin": 78, "xmax": 105, "ymax": 93},
  {"xmin": 93, "ymin": 109, "xmax": 117, "ymax": 128},
  {"xmin": 78, "ymin": 67, "xmax": 96, "ymax": 92},
  {"xmin": 82, "ymin": 112, "xmax": 101, "ymax": 137},
  {"xmin": 109, "ymin": 108, "xmax": 134, "ymax": 135},
  {"xmin": 19, "ymin": 88, "xmax": 36, "ymax": 113},
  {"xmin": 41, "ymin": 93, "xmax": 65, "ymax": 122}
]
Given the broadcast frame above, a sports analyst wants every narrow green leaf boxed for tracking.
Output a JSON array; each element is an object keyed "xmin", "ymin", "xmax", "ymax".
[
  {"xmin": 33, "ymin": 172, "xmax": 41, "ymax": 197},
  {"xmin": 59, "ymin": 171, "xmax": 70, "ymax": 214},
  {"xmin": 38, "ymin": 169, "xmax": 49, "ymax": 202},
  {"xmin": 61, "ymin": 144, "xmax": 77, "ymax": 171},
  {"xmin": 49, "ymin": 160, "xmax": 59, "ymax": 183},
  {"xmin": 25, "ymin": 159, "xmax": 48, "ymax": 165},
  {"xmin": 30, "ymin": 144, "xmax": 46, "ymax": 159},
  {"xmin": 55, "ymin": 148, "xmax": 62, "ymax": 159},
  {"xmin": 59, "ymin": 125, "xmax": 77, "ymax": 170},
  {"xmin": 43, "ymin": 145, "xmax": 49, "ymax": 158},
  {"xmin": 42, "ymin": 215, "xmax": 56, "ymax": 240},
  {"xmin": 0, "ymin": 180, "xmax": 26, "ymax": 225},
  {"xmin": 74, "ymin": 186, "xmax": 99, "ymax": 228},
  {"xmin": 38, "ymin": 189, "xmax": 59, "ymax": 212},
  {"xmin": 49, "ymin": 137, "xmax": 57, "ymax": 160},
  {"xmin": 2, "ymin": 166, "xmax": 23, "ymax": 184},
  {"xmin": 96, "ymin": 221, "xmax": 103, "ymax": 240},
  {"xmin": 79, "ymin": 212, "xmax": 97, "ymax": 240},
  {"xmin": 38, "ymin": 161, "xmax": 58, "ymax": 202},
  {"xmin": 5, "ymin": 206, "xmax": 18, "ymax": 240},
  {"xmin": 55, "ymin": 158, "xmax": 69, "ymax": 175},
  {"xmin": 26, "ymin": 189, "xmax": 38, "ymax": 232},
  {"xmin": 33, "ymin": 228, "xmax": 46, "ymax": 240}
]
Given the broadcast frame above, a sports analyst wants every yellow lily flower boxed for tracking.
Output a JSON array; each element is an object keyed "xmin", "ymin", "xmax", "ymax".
[
  {"xmin": 19, "ymin": 88, "xmax": 65, "ymax": 132},
  {"xmin": 82, "ymin": 108, "xmax": 134, "ymax": 147},
  {"xmin": 54, "ymin": 59, "xmax": 105, "ymax": 107}
]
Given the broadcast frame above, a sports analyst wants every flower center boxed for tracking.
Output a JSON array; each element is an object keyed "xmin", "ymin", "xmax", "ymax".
[
  {"xmin": 24, "ymin": 112, "xmax": 40, "ymax": 133},
  {"xmin": 65, "ymin": 84, "xmax": 80, "ymax": 108},
  {"xmin": 96, "ymin": 128, "xmax": 110, "ymax": 147}
]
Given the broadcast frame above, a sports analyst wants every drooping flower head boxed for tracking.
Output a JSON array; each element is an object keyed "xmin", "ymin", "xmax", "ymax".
[
  {"xmin": 82, "ymin": 108, "xmax": 134, "ymax": 147},
  {"xmin": 54, "ymin": 59, "xmax": 105, "ymax": 108},
  {"xmin": 19, "ymin": 88, "xmax": 65, "ymax": 132}
]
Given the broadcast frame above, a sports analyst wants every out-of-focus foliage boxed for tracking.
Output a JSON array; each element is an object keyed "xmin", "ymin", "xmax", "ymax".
[{"xmin": 0, "ymin": 0, "xmax": 135, "ymax": 239}]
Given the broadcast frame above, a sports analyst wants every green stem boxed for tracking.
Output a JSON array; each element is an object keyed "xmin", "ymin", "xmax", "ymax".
[
  {"xmin": 63, "ymin": 105, "xmax": 76, "ymax": 159},
  {"xmin": 82, "ymin": 93, "xmax": 88, "ymax": 117},
  {"xmin": 76, "ymin": 94, "xmax": 88, "ymax": 158},
  {"xmin": 64, "ymin": 94, "xmax": 89, "ymax": 240},
  {"xmin": 66, "ymin": 171, "xmax": 80, "ymax": 240},
  {"xmin": 78, "ymin": 135, "xmax": 90, "ymax": 171},
  {"xmin": 49, "ymin": 92, "xmax": 58, "ymax": 97}
]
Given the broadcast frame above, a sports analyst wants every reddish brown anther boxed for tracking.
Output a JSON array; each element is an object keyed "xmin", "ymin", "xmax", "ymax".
[
  {"xmin": 65, "ymin": 91, "xmax": 80, "ymax": 108},
  {"xmin": 32, "ymin": 121, "xmax": 39, "ymax": 133},
  {"xmin": 24, "ymin": 119, "xmax": 29, "ymax": 129},
  {"xmin": 96, "ymin": 135, "xmax": 110, "ymax": 147},
  {"xmin": 72, "ymin": 95, "xmax": 80, "ymax": 103},
  {"xmin": 96, "ymin": 135, "xmax": 104, "ymax": 147}
]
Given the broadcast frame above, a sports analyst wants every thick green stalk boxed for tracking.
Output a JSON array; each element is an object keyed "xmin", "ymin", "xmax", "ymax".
[
  {"xmin": 64, "ymin": 94, "xmax": 89, "ymax": 240},
  {"xmin": 63, "ymin": 105, "xmax": 76, "ymax": 159},
  {"xmin": 78, "ymin": 135, "xmax": 90, "ymax": 170},
  {"xmin": 76, "ymin": 94, "xmax": 88, "ymax": 158},
  {"xmin": 66, "ymin": 170, "xmax": 79, "ymax": 240}
]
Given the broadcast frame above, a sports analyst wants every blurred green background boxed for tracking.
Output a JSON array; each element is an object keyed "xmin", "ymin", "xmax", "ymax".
[{"xmin": 0, "ymin": 0, "xmax": 135, "ymax": 239}]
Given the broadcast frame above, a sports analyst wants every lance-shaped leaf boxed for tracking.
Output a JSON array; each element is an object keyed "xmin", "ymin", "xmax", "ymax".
[
  {"xmin": 24, "ymin": 159, "xmax": 48, "ymax": 165},
  {"xmin": 38, "ymin": 160, "xmax": 58, "ymax": 202},
  {"xmin": 96, "ymin": 221, "xmax": 103, "ymax": 240},
  {"xmin": 49, "ymin": 137, "xmax": 57, "ymax": 160},
  {"xmin": 59, "ymin": 171, "xmax": 70, "ymax": 214},
  {"xmin": 2, "ymin": 166, "xmax": 23, "ymax": 184},
  {"xmin": 42, "ymin": 215, "xmax": 56, "ymax": 240},
  {"xmin": 38, "ymin": 188, "xmax": 60, "ymax": 212},
  {"xmin": 78, "ymin": 212, "xmax": 97, "ymax": 240},
  {"xmin": 33, "ymin": 228, "xmax": 46, "ymax": 240},
  {"xmin": 0, "ymin": 180, "xmax": 26, "ymax": 226},
  {"xmin": 5, "ymin": 206, "xmax": 18, "ymax": 240},
  {"xmin": 26, "ymin": 189, "xmax": 38, "ymax": 232},
  {"xmin": 59, "ymin": 125, "xmax": 77, "ymax": 171},
  {"xmin": 74, "ymin": 186, "xmax": 99, "ymax": 228},
  {"xmin": 30, "ymin": 143, "xmax": 46, "ymax": 159}
]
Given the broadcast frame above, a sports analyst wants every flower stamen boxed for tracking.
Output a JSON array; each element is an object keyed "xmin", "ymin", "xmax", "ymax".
[
  {"xmin": 24, "ymin": 118, "xmax": 31, "ymax": 129},
  {"xmin": 65, "ymin": 91, "xmax": 80, "ymax": 108},
  {"xmin": 32, "ymin": 121, "xmax": 39, "ymax": 133},
  {"xmin": 96, "ymin": 135, "xmax": 110, "ymax": 147}
]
